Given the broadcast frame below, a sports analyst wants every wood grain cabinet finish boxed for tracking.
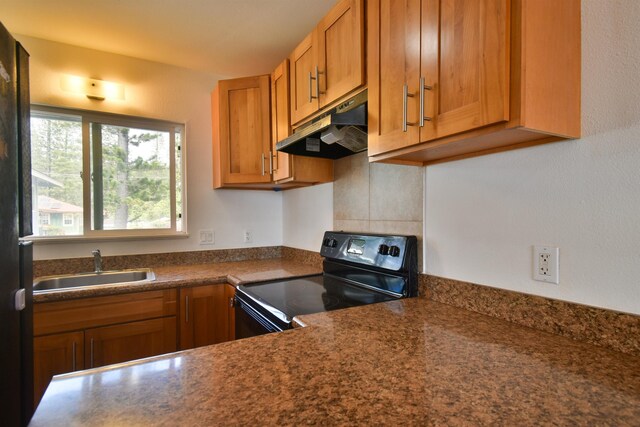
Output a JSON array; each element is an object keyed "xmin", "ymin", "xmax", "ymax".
[
  {"xmin": 289, "ymin": 0, "xmax": 365, "ymax": 125},
  {"xmin": 33, "ymin": 331, "xmax": 84, "ymax": 408},
  {"xmin": 85, "ymin": 317, "xmax": 176, "ymax": 369},
  {"xmin": 33, "ymin": 289, "xmax": 177, "ymax": 407},
  {"xmin": 270, "ymin": 59, "xmax": 333, "ymax": 185},
  {"xmin": 367, "ymin": 0, "xmax": 581, "ymax": 165},
  {"xmin": 179, "ymin": 284, "xmax": 235, "ymax": 350},
  {"xmin": 212, "ymin": 75, "xmax": 272, "ymax": 188}
]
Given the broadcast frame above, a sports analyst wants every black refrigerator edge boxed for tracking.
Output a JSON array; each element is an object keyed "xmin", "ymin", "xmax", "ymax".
[{"xmin": 0, "ymin": 20, "xmax": 34, "ymax": 426}]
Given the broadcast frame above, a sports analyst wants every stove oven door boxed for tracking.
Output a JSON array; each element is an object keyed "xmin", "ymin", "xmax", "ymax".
[{"xmin": 235, "ymin": 295, "xmax": 282, "ymax": 339}]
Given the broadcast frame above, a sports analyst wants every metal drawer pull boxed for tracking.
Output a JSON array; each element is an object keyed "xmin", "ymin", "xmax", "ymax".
[
  {"xmin": 403, "ymin": 84, "xmax": 417, "ymax": 132},
  {"xmin": 185, "ymin": 295, "xmax": 190, "ymax": 323},
  {"xmin": 72, "ymin": 341, "xmax": 76, "ymax": 371},
  {"xmin": 419, "ymin": 77, "xmax": 433, "ymax": 127},
  {"xmin": 261, "ymin": 153, "xmax": 266, "ymax": 176}
]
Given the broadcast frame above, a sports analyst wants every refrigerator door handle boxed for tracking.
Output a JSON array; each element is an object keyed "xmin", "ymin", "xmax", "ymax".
[{"xmin": 14, "ymin": 288, "xmax": 26, "ymax": 311}]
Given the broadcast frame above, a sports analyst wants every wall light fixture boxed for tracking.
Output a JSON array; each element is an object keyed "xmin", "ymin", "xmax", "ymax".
[{"xmin": 60, "ymin": 75, "xmax": 125, "ymax": 101}]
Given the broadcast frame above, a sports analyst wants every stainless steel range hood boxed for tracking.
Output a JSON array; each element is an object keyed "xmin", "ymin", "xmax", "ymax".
[{"xmin": 276, "ymin": 90, "xmax": 367, "ymax": 159}]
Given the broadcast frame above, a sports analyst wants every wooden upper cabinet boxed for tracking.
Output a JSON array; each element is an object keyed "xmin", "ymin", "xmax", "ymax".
[
  {"xmin": 179, "ymin": 284, "xmax": 230, "ymax": 350},
  {"xmin": 271, "ymin": 59, "xmax": 334, "ymax": 185},
  {"xmin": 420, "ymin": 0, "xmax": 509, "ymax": 141},
  {"xmin": 367, "ymin": 0, "xmax": 422, "ymax": 155},
  {"xmin": 316, "ymin": 0, "xmax": 365, "ymax": 109},
  {"xmin": 271, "ymin": 60, "xmax": 293, "ymax": 182},
  {"xmin": 212, "ymin": 75, "xmax": 272, "ymax": 188},
  {"xmin": 289, "ymin": 0, "xmax": 365, "ymax": 125},
  {"xmin": 289, "ymin": 33, "xmax": 318, "ymax": 125},
  {"xmin": 367, "ymin": 0, "xmax": 581, "ymax": 165}
]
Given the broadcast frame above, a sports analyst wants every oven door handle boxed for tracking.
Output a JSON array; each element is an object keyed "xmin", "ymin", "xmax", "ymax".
[{"xmin": 236, "ymin": 297, "xmax": 282, "ymax": 333}]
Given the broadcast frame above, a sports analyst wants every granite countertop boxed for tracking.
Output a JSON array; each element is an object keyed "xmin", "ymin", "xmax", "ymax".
[
  {"xmin": 30, "ymin": 298, "xmax": 640, "ymax": 426},
  {"xmin": 33, "ymin": 258, "xmax": 322, "ymax": 303}
]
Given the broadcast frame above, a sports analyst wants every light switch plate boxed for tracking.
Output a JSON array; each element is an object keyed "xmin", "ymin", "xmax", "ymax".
[{"xmin": 199, "ymin": 229, "xmax": 215, "ymax": 245}]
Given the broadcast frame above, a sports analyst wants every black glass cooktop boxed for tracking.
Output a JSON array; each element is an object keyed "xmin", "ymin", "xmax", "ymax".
[{"xmin": 237, "ymin": 274, "xmax": 398, "ymax": 326}]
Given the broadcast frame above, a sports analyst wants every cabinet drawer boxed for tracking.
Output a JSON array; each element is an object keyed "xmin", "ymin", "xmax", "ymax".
[{"xmin": 34, "ymin": 289, "xmax": 177, "ymax": 336}]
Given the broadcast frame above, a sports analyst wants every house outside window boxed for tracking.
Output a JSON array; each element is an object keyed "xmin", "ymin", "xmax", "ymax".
[
  {"xmin": 30, "ymin": 106, "xmax": 186, "ymax": 238},
  {"xmin": 63, "ymin": 213, "xmax": 74, "ymax": 226},
  {"xmin": 38, "ymin": 212, "xmax": 50, "ymax": 226}
]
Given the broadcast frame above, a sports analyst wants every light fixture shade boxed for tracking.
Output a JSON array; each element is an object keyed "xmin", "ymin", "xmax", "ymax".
[{"xmin": 60, "ymin": 75, "xmax": 125, "ymax": 101}]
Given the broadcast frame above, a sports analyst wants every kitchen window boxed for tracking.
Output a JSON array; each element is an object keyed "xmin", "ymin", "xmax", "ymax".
[{"xmin": 30, "ymin": 105, "xmax": 186, "ymax": 239}]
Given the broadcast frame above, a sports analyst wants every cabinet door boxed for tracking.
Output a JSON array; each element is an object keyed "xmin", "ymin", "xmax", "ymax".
[
  {"xmin": 225, "ymin": 284, "xmax": 236, "ymax": 341},
  {"xmin": 420, "ymin": 0, "xmax": 510, "ymax": 141},
  {"xmin": 317, "ymin": 0, "xmax": 364, "ymax": 108},
  {"xmin": 85, "ymin": 317, "xmax": 176, "ymax": 369},
  {"xmin": 367, "ymin": 0, "xmax": 422, "ymax": 156},
  {"xmin": 179, "ymin": 285, "xmax": 229, "ymax": 350},
  {"xmin": 289, "ymin": 32, "xmax": 318, "ymax": 125},
  {"xmin": 213, "ymin": 75, "xmax": 272, "ymax": 187},
  {"xmin": 33, "ymin": 331, "xmax": 84, "ymax": 407},
  {"xmin": 271, "ymin": 60, "xmax": 292, "ymax": 182}
]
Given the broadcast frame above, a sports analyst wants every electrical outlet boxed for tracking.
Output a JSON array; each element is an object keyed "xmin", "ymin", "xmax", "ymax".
[
  {"xmin": 243, "ymin": 230, "xmax": 252, "ymax": 243},
  {"xmin": 533, "ymin": 246, "xmax": 559, "ymax": 284},
  {"xmin": 199, "ymin": 229, "xmax": 214, "ymax": 245}
]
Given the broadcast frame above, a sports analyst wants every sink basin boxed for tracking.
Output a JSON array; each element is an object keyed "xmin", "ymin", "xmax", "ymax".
[{"xmin": 34, "ymin": 269, "xmax": 156, "ymax": 292}]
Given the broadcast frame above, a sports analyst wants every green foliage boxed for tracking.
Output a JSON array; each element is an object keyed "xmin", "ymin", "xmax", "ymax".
[{"xmin": 32, "ymin": 117, "xmax": 173, "ymax": 231}]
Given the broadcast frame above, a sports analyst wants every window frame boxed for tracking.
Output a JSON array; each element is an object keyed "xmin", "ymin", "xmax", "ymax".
[{"xmin": 30, "ymin": 104, "xmax": 188, "ymax": 242}]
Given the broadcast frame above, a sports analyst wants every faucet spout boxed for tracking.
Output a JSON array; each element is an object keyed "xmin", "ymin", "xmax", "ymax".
[{"xmin": 92, "ymin": 249, "xmax": 102, "ymax": 273}]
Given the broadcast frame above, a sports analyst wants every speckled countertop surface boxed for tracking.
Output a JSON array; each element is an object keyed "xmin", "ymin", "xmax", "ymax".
[
  {"xmin": 30, "ymin": 298, "xmax": 640, "ymax": 426},
  {"xmin": 33, "ymin": 259, "xmax": 322, "ymax": 303}
]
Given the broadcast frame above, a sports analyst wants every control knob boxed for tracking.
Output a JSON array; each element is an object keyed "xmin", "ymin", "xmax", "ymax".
[
  {"xmin": 389, "ymin": 246, "xmax": 401, "ymax": 257},
  {"xmin": 327, "ymin": 238, "xmax": 338, "ymax": 248},
  {"xmin": 378, "ymin": 244, "xmax": 389, "ymax": 255}
]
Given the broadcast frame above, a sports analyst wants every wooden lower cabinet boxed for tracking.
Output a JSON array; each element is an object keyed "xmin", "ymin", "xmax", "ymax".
[
  {"xmin": 179, "ymin": 284, "xmax": 236, "ymax": 350},
  {"xmin": 226, "ymin": 284, "xmax": 236, "ymax": 341},
  {"xmin": 85, "ymin": 317, "xmax": 176, "ymax": 369},
  {"xmin": 33, "ymin": 289, "xmax": 177, "ymax": 407},
  {"xmin": 33, "ymin": 331, "xmax": 84, "ymax": 408}
]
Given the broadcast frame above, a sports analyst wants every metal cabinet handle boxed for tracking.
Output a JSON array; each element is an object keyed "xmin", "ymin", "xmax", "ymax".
[
  {"xmin": 403, "ymin": 84, "xmax": 417, "ymax": 132},
  {"xmin": 315, "ymin": 66, "xmax": 322, "ymax": 101},
  {"xmin": 269, "ymin": 151, "xmax": 274, "ymax": 174},
  {"xmin": 229, "ymin": 296, "xmax": 235, "ymax": 308},
  {"xmin": 309, "ymin": 66, "xmax": 323, "ymax": 102},
  {"xmin": 185, "ymin": 295, "xmax": 190, "ymax": 323},
  {"xmin": 419, "ymin": 77, "xmax": 433, "ymax": 127},
  {"xmin": 90, "ymin": 338, "xmax": 94, "ymax": 368},
  {"xmin": 72, "ymin": 341, "xmax": 77, "ymax": 371},
  {"xmin": 261, "ymin": 153, "xmax": 266, "ymax": 176}
]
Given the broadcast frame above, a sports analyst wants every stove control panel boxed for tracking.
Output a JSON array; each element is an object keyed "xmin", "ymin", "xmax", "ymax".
[{"xmin": 320, "ymin": 231, "xmax": 417, "ymax": 272}]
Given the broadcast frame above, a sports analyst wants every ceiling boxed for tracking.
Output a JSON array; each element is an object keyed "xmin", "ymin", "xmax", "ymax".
[{"xmin": 0, "ymin": 0, "xmax": 337, "ymax": 77}]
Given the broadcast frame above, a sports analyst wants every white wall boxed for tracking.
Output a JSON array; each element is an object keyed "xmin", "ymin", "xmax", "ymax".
[
  {"xmin": 282, "ymin": 183, "xmax": 333, "ymax": 251},
  {"xmin": 424, "ymin": 0, "xmax": 640, "ymax": 315},
  {"xmin": 19, "ymin": 36, "xmax": 283, "ymax": 259}
]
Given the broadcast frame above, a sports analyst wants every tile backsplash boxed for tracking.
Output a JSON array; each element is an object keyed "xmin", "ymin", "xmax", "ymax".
[{"xmin": 333, "ymin": 152, "xmax": 424, "ymax": 269}]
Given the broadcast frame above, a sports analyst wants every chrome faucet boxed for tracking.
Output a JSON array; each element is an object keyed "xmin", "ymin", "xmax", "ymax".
[{"xmin": 92, "ymin": 249, "xmax": 103, "ymax": 273}]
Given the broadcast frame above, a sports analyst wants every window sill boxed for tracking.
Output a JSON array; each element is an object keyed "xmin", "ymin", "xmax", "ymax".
[{"xmin": 23, "ymin": 232, "xmax": 190, "ymax": 245}]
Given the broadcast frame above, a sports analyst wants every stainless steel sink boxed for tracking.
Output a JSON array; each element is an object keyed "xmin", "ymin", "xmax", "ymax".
[{"xmin": 34, "ymin": 269, "xmax": 156, "ymax": 292}]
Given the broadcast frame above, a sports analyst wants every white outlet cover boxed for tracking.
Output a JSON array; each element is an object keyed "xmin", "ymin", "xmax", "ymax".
[
  {"xmin": 533, "ymin": 246, "xmax": 559, "ymax": 284},
  {"xmin": 243, "ymin": 230, "xmax": 252, "ymax": 243},
  {"xmin": 199, "ymin": 229, "xmax": 215, "ymax": 245}
]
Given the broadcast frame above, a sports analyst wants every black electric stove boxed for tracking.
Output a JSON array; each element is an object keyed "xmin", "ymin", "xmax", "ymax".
[{"xmin": 235, "ymin": 231, "xmax": 418, "ymax": 338}]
